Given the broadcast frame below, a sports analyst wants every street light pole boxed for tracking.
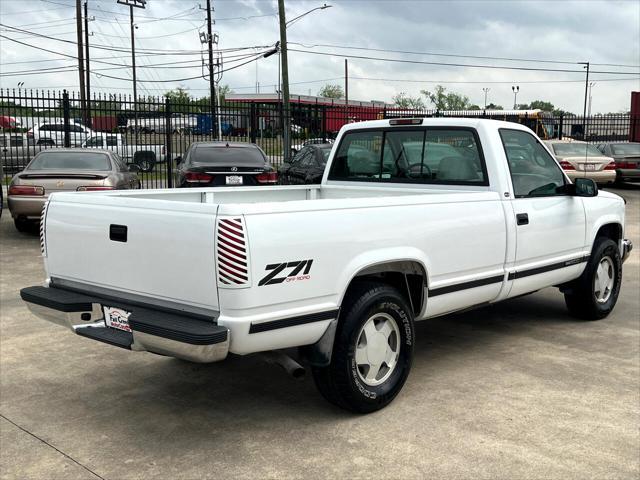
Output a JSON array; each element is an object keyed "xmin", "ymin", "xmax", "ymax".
[
  {"xmin": 578, "ymin": 61, "xmax": 590, "ymax": 138},
  {"xmin": 75, "ymin": 0, "xmax": 86, "ymax": 124},
  {"xmin": 588, "ymin": 82, "xmax": 595, "ymax": 116},
  {"xmin": 206, "ymin": 0, "xmax": 217, "ymax": 138},
  {"xmin": 512, "ymin": 85, "xmax": 519, "ymax": 109},
  {"xmin": 482, "ymin": 87, "xmax": 490, "ymax": 109}
]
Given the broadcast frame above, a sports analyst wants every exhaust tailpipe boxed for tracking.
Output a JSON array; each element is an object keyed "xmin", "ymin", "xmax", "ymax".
[{"xmin": 260, "ymin": 351, "xmax": 306, "ymax": 379}]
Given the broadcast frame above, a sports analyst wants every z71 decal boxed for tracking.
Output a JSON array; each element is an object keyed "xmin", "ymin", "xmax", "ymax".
[{"xmin": 259, "ymin": 259, "xmax": 313, "ymax": 286}]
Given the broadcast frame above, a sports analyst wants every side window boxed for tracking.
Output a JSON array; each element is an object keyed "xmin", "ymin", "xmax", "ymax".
[
  {"xmin": 39, "ymin": 125, "xmax": 51, "ymax": 132},
  {"xmin": 500, "ymin": 129, "xmax": 566, "ymax": 198},
  {"xmin": 113, "ymin": 154, "xmax": 128, "ymax": 171},
  {"xmin": 300, "ymin": 150, "xmax": 317, "ymax": 168},
  {"xmin": 85, "ymin": 136, "xmax": 103, "ymax": 147},
  {"xmin": 106, "ymin": 136, "xmax": 118, "ymax": 147},
  {"xmin": 71, "ymin": 125, "xmax": 84, "ymax": 133}
]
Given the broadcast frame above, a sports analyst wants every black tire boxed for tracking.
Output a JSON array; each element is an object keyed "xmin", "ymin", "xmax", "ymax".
[
  {"xmin": 312, "ymin": 281, "xmax": 414, "ymax": 413},
  {"xmin": 14, "ymin": 217, "xmax": 30, "ymax": 232},
  {"xmin": 564, "ymin": 238, "xmax": 622, "ymax": 320},
  {"xmin": 134, "ymin": 151, "xmax": 156, "ymax": 173}
]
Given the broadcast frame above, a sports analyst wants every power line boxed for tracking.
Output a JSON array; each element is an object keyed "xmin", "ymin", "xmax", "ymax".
[
  {"xmin": 287, "ymin": 48, "xmax": 640, "ymax": 75},
  {"xmin": 287, "ymin": 42, "xmax": 640, "ymax": 69}
]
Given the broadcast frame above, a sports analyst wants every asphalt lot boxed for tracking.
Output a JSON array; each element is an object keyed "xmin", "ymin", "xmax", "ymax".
[{"xmin": 1, "ymin": 186, "xmax": 638, "ymax": 480}]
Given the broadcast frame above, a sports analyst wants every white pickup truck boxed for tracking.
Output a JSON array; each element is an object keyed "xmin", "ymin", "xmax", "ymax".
[{"xmin": 21, "ymin": 118, "xmax": 632, "ymax": 413}]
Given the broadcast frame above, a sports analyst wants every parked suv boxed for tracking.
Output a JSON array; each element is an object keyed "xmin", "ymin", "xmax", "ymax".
[{"xmin": 27, "ymin": 120, "xmax": 93, "ymax": 146}]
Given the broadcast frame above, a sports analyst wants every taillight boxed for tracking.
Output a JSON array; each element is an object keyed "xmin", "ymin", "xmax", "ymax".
[
  {"xmin": 185, "ymin": 172, "xmax": 213, "ymax": 183},
  {"xmin": 616, "ymin": 161, "xmax": 637, "ymax": 169},
  {"xmin": 604, "ymin": 162, "xmax": 617, "ymax": 170},
  {"xmin": 9, "ymin": 185, "xmax": 45, "ymax": 195},
  {"xmin": 559, "ymin": 161, "xmax": 575, "ymax": 170},
  {"xmin": 76, "ymin": 186, "xmax": 115, "ymax": 191},
  {"xmin": 256, "ymin": 171, "xmax": 278, "ymax": 184}
]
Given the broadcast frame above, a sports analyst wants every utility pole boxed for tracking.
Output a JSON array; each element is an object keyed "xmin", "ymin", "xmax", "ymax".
[
  {"xmin": 117, "ymin": 1, "xmax": 146, "ymax": 140},
  {"xmin": 344, "ymin": 58, "xmax": 348, "ymax": 119},
  {"xmin": 588, "ymin": 82, "xmax": 595, "ymax": 116},
  {"xmin": 206, "ymin": 0, "xmax": 217, "ymax": 138},
  {"xmin": 84, "ymin": 1, "xmax": 91, "ymax": 126},
  {"xmin": 579, "ymin": 61, "xmax": 590, "ymax": 138},
  {"xmin": 75, "ymin": 0, "xmax": 86, "ymax": 124},
  {"xmin": 277, "ymin": 0, "xmax": 291, "ymax": 162},
  {"xmin": 482, "ymin": 87, "xmax": 490, "ymax": 109}
]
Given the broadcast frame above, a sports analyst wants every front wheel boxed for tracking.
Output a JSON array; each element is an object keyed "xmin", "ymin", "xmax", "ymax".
[
  {"xmin": 312, "ymin": 281, "xmax": 414, "ymax": 413},
  {"xmin": 564, "ymin": 238, "xmax": 622, "ymax": 320}
]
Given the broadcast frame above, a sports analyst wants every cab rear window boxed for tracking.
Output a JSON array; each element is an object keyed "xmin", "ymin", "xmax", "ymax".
[{"xmin": 328, "ymin": 128, "xmax": 487, "ymax": 185}]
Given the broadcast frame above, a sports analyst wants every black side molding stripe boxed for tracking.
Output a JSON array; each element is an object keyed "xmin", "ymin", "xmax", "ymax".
[
  {"xmin": 428, "ymin": 274, "xmax": 505, "ymax": 297},
  {"xmin": 249, "ymin": 309, "xmax": 339, "ymax": 334},
  {"xmin": 508, "ymin": 255, "xmax": 589, "ymax": 281}
]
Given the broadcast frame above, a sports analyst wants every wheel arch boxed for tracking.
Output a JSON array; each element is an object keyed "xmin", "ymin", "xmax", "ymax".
[{"xmin": 591, "ymin": 220, "xmax": 623, "ymax": 253}]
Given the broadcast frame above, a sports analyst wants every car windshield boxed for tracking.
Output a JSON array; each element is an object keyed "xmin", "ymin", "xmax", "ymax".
[
  {"xmin": 192, "ymin": 146, "xmax": 265, "ymax": 165},
  {"xmin": 552, "ymin": 143, "xmax": 602, "ymax": 156},
  {"xmin": 28, "ymin": 152, "xmax": 111, "ymax": 171},
  {"xmin": 612, "ymin": 143, "xmax": 640, "ymax": 155}
]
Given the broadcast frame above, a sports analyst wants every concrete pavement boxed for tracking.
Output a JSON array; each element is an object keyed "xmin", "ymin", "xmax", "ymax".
[{"xmin": 1, "ymin": 186, "xmax": 638, "ymax": 479}]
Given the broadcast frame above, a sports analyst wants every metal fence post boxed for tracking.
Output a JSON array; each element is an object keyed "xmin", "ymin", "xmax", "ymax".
[
  {"xmin": 165, "ymin": 97, "xmax": 173, "ymax": 188},
  {"xmin": 250, "ymin": 103, "xmax": 257, "ymax": 144},
  {"xmin": 62, "ymin": 90, "xmax": 71, "ymax": 147},
  {"xmin": 558, "ymin": 113, "xmax": 564, "ymax": 140},
  {"xmin": 321, "ymin": 105, "xmax": 327, "ymax": 140}
]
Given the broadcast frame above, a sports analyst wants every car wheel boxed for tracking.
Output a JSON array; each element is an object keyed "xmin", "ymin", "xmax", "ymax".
[
  {"xmin": 14, "ymin": 217, "xmax": 30, "ymax": 233},
  {"xmin": 564, "ymin": 238, "xmax": 622, "ymax": 320},
  {"xmin": 134, "ymin": 152, "xmax": 156, "ymax": 173},
  {"xmin": 312, "ymin": 281, "xmax": 414, "ymax": 413}
]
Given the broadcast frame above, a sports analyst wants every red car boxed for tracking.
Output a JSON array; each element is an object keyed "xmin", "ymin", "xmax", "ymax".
[{"xmin": 0, "ymin": 116, "xmax": 19, "ymax": 129}]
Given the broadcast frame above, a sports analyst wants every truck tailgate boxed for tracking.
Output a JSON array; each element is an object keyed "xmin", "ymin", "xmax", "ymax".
[{"xmin": 43, "ymin": 198, "xmax": 219, "ymax": 312}]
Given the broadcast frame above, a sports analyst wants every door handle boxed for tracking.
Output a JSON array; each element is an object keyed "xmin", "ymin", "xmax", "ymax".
[{"xmin": 516, "ymin": 213, "xmax": 529, "ymax": 226}]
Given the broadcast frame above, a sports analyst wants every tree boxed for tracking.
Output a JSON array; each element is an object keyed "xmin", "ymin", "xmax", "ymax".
[
  {"xmin": 420, "ymin": 85, "xmax": 474, "ymax": 110},
  {"xmin": 485, "ymin": 103, "xmax": 503, "ymax": 110},
  {"xmin": 519, "ymin": 100, "xmax": 555, "ymax": 112},
  {"xmin": 318, "ymin": 84, "xmax": 344, "ymax": 99},
  {"xmin": 392, "ymin": 92, "xmax": 425, "ymax": 109}
]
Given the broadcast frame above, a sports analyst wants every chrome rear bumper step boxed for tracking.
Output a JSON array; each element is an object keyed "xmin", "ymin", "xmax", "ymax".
[{"xmin": 20, "ymin": 286, "xmax": 229, "ymax": 363}]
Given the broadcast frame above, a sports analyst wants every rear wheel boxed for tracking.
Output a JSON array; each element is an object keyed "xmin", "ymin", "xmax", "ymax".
[
  {"xmin": 312, "ymin": 281, "xmax": 414, "ymax": 413},
  {"xmin": 564, "ymin": 238, "xmax": 622, "ymax": 320},
  {"xmin": 134, "ymin": 151, "xmax": 156, "ymax": 173},
  {"xmin": 14, "ymin": 217, "xmax": 30, "ymax": 232}
]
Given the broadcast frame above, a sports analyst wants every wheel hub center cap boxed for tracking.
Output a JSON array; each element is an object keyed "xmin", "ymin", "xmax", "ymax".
[{"xmin": 367, "ymin": 332, "xmax": 388, "ymax": 365}]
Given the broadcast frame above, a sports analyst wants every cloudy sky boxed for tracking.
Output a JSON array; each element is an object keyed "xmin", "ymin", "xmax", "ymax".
[{"xmin": 1, "ymin": 0, "xmax": 638, "ymax": 113}]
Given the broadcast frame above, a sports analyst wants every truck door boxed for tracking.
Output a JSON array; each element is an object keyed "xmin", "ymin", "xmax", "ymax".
[{"xmin": 500, "ymin": 128, "xmax": 587, "ymax": 298}]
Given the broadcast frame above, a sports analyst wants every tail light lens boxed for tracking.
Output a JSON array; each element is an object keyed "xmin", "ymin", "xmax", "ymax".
[
  {"xmin": 604, "ymin": 162, "xmax": 617, "ymax": 170},
  {"xmin": 616, "ymin": 161, "xmax": 637, "ymax": 169},
  {"xmin": 256, "ymin": 171, "xmax": 278, "ymax": 184},
  {"xmin": 559, "ymin": 161, "xmax": 575, "ymax": 170},
  {"xmin": 9, "ymin": 185, "xmax": 45, "ymax": 195},
  {"xmin": 76, "ymin": 186, "xmax": 115, "ymax": 191},
  {"xmin": 185, "ymin": 172, "xmax": 213, "ymax": 183}
]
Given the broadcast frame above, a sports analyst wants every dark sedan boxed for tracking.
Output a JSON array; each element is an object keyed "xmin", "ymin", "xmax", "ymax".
[
  {"xmin": 279, "ymin": 144, "xmax": 333, "ymax": 184},
  {"xmin": 597, "ymin": 142, "xmax": 640, "ymax": 183},
  {"xmin": 176, "ymin": 142, "xmax": 277, "ymax": 187}
]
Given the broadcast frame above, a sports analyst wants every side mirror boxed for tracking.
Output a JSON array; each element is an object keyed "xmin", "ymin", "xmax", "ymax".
[
  {"xmin": 175, "ymin": 155, "xmax": 182, "ymax": 164},
  {"xmin": 128, "ymin": 164, "xmax": 141, "ymax": 173},
  {"xmin": 573, "ymin": 178, "xmax": 598, "ymax": 197}
]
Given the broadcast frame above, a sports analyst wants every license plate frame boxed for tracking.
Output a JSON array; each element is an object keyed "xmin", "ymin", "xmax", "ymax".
[
  {"xmin": 582, "ymin": 163, "xmax": 596, "ymax": 171},
  {"xmin": 103, "ymin": 306, "xmax": 132, "ymax": 332},
  {"xmin": 226, "ymin": 175, "xmax": 243, "ymax": 185}
]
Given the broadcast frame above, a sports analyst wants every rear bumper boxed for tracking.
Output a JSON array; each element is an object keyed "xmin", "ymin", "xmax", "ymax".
[
  {"xmin": 20, "ymin": 285, "xmax": 229, "ymax": 363},
  {"xmin": 616, "ymin": 169, "xmax": 640, "ymax": 183},
  {"xmin": 565, "ymin": 170, "xmax": 616, "ymax": 184},
  {"xmin": 8, "ymin": 195, "xmax": 46, "ymax": 219}
]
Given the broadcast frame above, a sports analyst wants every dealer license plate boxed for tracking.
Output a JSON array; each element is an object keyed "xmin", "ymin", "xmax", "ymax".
[
  {"xmin": 103, "ymin": 306, "xmax": 132, "ymax": 332},
  {"xmin": 226, "ymin": 175, "xmax": 243, "ymax": 185}
]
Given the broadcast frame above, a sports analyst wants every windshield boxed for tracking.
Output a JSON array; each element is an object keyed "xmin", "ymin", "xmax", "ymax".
[
  {"xmin": 552, "ymin": 143, "xmax": 602, "ymax": 157},
  {"xmin": 612, "ymin": 143, "xmax": 640, "ymax": 156},
  {"xmin": 28, "ymin": 151, "xmax": 112, "ymax": 171},
  {"xmin": 192, "ymin": 146, "xmax": 266, "ymax": 165}
]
